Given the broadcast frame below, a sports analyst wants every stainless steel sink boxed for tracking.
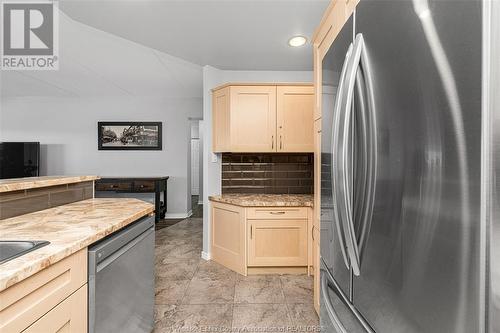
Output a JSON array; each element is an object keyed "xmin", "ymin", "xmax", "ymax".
[{"xmin": 0, "ymin": 240, "xmax": 50, "ymax": 264}]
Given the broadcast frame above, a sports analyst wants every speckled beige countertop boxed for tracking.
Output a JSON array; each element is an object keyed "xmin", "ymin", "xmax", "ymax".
[
  {"xmin": 209, "ymin": 194, "xmax": 314, "ymax": 207},
  {"xmin": 0, "ymin": 175, "xmax": 100, "ymax": 193},
  {"xmin": 0, "ymin": 198, "xmax": 154, "ymax": 291}
]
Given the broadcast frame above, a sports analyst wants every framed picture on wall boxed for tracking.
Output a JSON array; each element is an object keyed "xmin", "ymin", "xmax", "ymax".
[{"xmin": 98, "ymin": 121, "xmax": 162, "ymax": 150}]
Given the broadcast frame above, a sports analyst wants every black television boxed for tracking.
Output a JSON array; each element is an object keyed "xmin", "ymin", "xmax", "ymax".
[{"xmin": 0, "ymin": 142, "xmax": 40, "ymax": 179}]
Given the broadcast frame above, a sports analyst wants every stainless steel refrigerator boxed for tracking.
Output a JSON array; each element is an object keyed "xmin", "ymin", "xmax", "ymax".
[{"xmin": 319, "ymin": 0, "xmax": 500, "ymax": 332}]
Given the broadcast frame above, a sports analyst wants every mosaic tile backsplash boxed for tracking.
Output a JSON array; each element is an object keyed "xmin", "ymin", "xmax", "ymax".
[{"xmin": 222, "ymin": 153, "xmax": 313, "ymax": 194}]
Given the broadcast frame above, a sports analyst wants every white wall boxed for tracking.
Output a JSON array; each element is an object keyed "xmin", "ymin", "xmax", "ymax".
[
  {"xmin": 201, "ymin": 66, "xmax": 313, "ymax": 258},
  {"xmin": 0, "ymin": 10, "xmax": 202, "ymax": 218}
]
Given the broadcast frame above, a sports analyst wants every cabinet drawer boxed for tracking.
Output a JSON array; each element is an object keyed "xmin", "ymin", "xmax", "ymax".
[
  {"xmin": 23, "ymin": 284, "xmax": 87, "ymax": 333},
  {"xmin": 0, "ymin": 249, "xmax": 87, "ymax": 333},
  {"xmin": 95, "ymin": 181, "xmax": 132, "ymax": 192},
  {"xmin": 134, "ymin": 181, "xmax": 155, "ymax": 192},
  {"xmin": 247, "ymin": 207, "xmax": 308, "ymax": 220}
]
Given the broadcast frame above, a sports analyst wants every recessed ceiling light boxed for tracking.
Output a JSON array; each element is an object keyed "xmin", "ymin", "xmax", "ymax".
[{"xmin": 288, "ymin": 36, "xmax": 307, "ymax": 47}]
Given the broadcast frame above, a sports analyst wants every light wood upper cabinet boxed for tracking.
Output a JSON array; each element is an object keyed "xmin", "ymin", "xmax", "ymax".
[
  {"xmin": 212, "ymin": 84, "xmax": 313, "ymax": 153},
  {"xmin": 277, "ymin": 86, "xmax": 314, "ymax": 152},
  {"xmin": 230, "ymin": 86, "xmax": 277, "ymax": 152},
  {"xmin": 212, "ymin": 87, "xmax": 231, "ymax": 152},
  {"xmin": 313, "ymin": 0, "xmax": 360, "ymax": 121}
]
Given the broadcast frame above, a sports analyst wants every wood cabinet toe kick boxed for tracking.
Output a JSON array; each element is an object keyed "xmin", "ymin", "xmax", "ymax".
[{"xmin": 210, "ymin": 201, "xmax": 314, "ymax": 276}]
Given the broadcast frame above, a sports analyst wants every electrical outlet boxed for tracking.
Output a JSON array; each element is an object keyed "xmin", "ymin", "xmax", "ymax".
[{"xmin": 211, "ymin": 153, "xmax": 218, "ymax": 163}]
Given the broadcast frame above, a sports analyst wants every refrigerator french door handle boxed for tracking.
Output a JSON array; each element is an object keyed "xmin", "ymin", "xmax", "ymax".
[
  {"xmin": 354, "ymin": 69, "xmax": 369, "ymax": 259},
  {"xmin": 338, "ymin": 34, "xmax": 364, "ymax": 276},
  {"xmin": 331, "ymin": 43, "xmax": 354, "ymax": 270},
  {"xmin": 340, "ymin": 33, "xmax": 377, "ymax": 276},
  {"xmin": 357, "ymin": 33, "xmax": 378, "ymax": 261},
  {"xmin": 321, "ymin": 272, "xmax": 348, "ymax": 333}
]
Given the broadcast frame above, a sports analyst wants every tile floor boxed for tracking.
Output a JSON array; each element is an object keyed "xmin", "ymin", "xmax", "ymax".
[{"xmin": 154, "ymin": 217, "xmax": 320, "ymax": 332}]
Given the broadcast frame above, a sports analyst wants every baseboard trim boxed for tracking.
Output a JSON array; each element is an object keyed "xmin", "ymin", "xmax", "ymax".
[
  {"xmin": 201, "ymin": 251, "xmax": 211, "ymax": 261},
  {"xmin": 247, "ymin": 267, "xmax": 307, "ymax": 275},
  {"xmin": 163, "ymin": 212, "xmax": 191, "ymax": 219}
]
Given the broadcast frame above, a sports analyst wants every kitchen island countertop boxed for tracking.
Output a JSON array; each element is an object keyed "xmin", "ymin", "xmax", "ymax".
[{"xmin": 0, "ymin": 198, "xmax": 154, "ymax": 292}]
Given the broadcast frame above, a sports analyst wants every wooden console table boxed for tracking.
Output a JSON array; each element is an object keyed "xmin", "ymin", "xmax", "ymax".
[{"xmin": 95, "ymin": 176, "xmax": 168, "ymax": 223}]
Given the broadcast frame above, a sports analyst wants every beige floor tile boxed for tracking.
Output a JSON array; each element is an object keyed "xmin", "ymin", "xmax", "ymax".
[
  {"xmin": 162, "ymin": 243, "xmax": 202, "ymax": 260},
  {"xmin": 234, "ymin": 275, "xmax": 285, "ymax": 304},
  {"xmin": 154, "ymin": 217, "xmax": 316, "ymax": 331},
  {"xmin": 155, "ymin": 278, "xmax": 190, "ymax": 305},
  {"xmin": 280, "ymin": 275, "xmax": 314, "ymax": 304},
  {"xmin": 287, "ymin": 303, "xmax": 320, "ymax": 328},
  {"xmin": 155, "ymin": 258, "xmax": 200, "ymax": 280},
  {"xmin": 183, "ymin": 276, "xmax": 236, "ymax": 304},
  {"xmin": 232, "ymin": 303, "xmax": 293, "ymax": 332},
  {"xmin": 194, "ymin": 260, "xmax": 237, "ymax": 281},
  {"xmin": 154, "ymin": 304, "xmax": 232, "ymax": 332}
]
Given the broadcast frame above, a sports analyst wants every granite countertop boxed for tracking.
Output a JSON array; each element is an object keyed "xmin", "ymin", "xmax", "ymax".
[
  {"xmin": 209, "ymin": 194, "xmax": 314, "ymax": 207},
  {"xmin": 0, "ymin": 198, "xmax": 154, "ymax": 292},
  {"xmin": 0, "ymin": 175, "xmax": 100, "ymax": 193}
]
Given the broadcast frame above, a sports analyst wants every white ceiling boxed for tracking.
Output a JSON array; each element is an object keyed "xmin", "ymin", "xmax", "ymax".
[
  {"xmin": 58, "ymin": 0, "xmax": 329, "ymax": 71},
  {"xmin": 1, "ymin": 10, "xmax": 203, "ymax": 98}
]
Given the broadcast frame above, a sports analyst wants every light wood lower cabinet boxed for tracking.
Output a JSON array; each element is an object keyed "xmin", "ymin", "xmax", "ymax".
[
  {"xmin": 23, "ymin": 284, "xmax": 87, "ymax": 333},
  {"xmin": 211, "ymin": 202, "xmax": 312, "ymax": 274},
  {"xmin": 211, "ymin": 202, "xmax": 247, "ymax": 275},
  {"xmin": 247, "ymin": 219, "xmax": 307, "ymax": 267},
  {"xmin": 0, "ymin": 249, "xmax": 87, "ymax": 333},
  {"xmin": 313, "ymin": 221, "xmax": 321, "ymax": 313}
]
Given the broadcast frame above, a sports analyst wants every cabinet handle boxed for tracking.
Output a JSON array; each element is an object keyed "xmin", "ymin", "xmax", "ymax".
[
  {"xmin": 250, "ymin": 225, "xmax": 253, "ymax": 239},
  {"xmin": 312, "ymin": 225, "xmax": 315, "ymax": 241},
  {"xmin": 272, "ymin": 135, "xmax": 274, "ymax": 150},
  {"xmin": 270, "ymin": 211, "xmax": 286, "ymax": 215},
  {"xmin": 280, "ymin": 136, "xmax": 283, "ymax": 150}
]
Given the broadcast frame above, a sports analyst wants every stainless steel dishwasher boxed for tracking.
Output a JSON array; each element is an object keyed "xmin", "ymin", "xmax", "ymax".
[{"xmin": 88, "ymin": 215, "xmax": 155, "ymax": 333}]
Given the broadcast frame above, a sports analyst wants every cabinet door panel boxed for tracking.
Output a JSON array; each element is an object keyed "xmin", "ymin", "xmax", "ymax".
[
  {"xmin": 0, "ymin": 249, "xmax": 87, "ymax": 333},
  {"xmin": 277, "ymin": 86, "xmax": 314, "ymax": 152},
  {"xmin": 213, "ymin": 87, "xmax": 230, "ymax": 152},
  {"xmin": 23, "ymin": 284, "xmax": 87, "ymax": 333},
  {"xmin": 211, "ymin": 202, "xmax": 247, "ymax": 275},
  {"xmin": 248, "ymin": 219, "xmax": 307, "ymax": 266},
  {"xmin": 230, "ymin": 86, "xmax": 277, "ymax": 152},
  {"xmin": 313, "ymin": 223, "xmax": 320, "ymax": 314},
  {"xmin": 314, "ymin": 118, "xmax": 322, "ymax": 230}
]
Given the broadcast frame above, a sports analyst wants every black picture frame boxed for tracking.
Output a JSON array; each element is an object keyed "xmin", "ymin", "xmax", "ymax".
[{"xmin": 98, "ymin": 121, "xmax": 162, "ymax": 150}]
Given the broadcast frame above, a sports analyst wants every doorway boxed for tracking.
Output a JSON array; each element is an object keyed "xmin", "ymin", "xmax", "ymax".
[{"xmin": 190, "ymin": 119, "xmax": 203, "ymax": 218}]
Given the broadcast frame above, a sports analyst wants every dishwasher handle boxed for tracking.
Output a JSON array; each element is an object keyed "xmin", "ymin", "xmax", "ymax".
[
  {"xmin": 96, "ymin": 226, "xmax": 154, "ymax": 273},
  {"xmin": 88, "ymin": 215, "xmax": 154, "ymax": 269}
]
